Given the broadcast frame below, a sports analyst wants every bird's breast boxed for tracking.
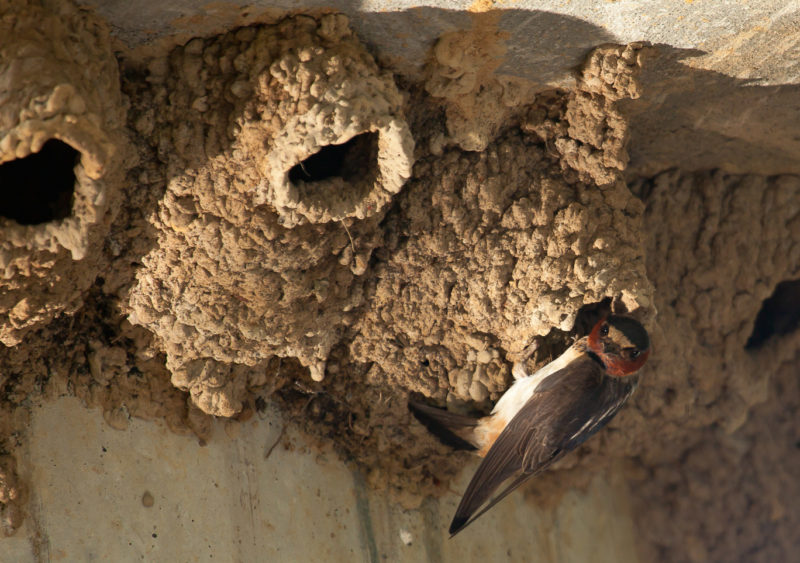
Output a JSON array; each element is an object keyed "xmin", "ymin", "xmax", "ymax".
[
  {"xmin": 474, "ymin": 343, "xmax": 587, "ymax": 456},
  {"xmin": 491, "ymin": 343, "xmax": 584, "ymax": 420}
]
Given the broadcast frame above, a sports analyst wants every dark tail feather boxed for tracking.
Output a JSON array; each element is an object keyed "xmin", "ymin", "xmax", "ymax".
[
  {"xmin": 408, "ymin": 399, "xmax": 479, "ymax": 451},
  {"xmin": 449, "ymin": 472, "xmax": 532, "ymax": 537}
]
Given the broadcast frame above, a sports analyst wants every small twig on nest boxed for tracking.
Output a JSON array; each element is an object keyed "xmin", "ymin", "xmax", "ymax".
[{"xmin": 340, "ymin": 219, "xmax": 357, "ymax": 265}]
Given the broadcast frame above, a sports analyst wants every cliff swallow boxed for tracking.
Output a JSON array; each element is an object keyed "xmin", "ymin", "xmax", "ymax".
[{"xmin": 409, "ymin": 315, "xmax": 650, "ymax": 536}]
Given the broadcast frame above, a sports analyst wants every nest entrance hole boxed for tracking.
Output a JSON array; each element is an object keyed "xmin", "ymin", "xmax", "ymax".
[
  {"xmin": 0, "ymin": 139, "xmax": 79, "ymax": 225},
  {"xmin": 289, "ymin": 132, "xmax": 379, "ymax": 186},
  {"xmin": 746, "ymin": 279, "xmax": 800, "ymax": 349}
]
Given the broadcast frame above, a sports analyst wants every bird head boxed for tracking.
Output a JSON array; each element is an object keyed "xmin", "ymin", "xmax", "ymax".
[{"xmin": 587, "ymin": 315, "xmax": 650, "ymax": 377}]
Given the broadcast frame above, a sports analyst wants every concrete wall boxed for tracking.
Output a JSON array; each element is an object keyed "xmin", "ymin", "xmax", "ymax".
[{"xmin": 3, "ymin": 397, "xmax": 638, "ymax": 562}]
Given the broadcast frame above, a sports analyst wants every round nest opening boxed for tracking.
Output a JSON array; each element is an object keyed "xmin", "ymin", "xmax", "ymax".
[
  {"xmin": 0, "ymin": 139, "xmax": 80, "ymax": 226},
  {"xmin": 268, "ymin": 119, "xmax": 413, "ymax": 227}
]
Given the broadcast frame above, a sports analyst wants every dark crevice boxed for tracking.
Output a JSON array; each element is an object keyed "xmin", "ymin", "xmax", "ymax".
[
  {"xmin": 746, "ymin": 279, "xmax": 800, "ymax": 349},
  {"xmin": 0, "ymin": 139, "xmax": 80, "ymax": 225},
  {"xmin": 572, "ymin": 297, "xmax": 613, "ymax": 337},
  {"xmin": 288, "ymin": 132, "xmax": 378, "ymax": 185}
]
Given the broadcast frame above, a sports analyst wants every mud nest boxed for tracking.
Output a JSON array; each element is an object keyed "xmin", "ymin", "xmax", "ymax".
[{"xmin": 0, "ymin": 10, "xmax": 798, "ymax": 561}]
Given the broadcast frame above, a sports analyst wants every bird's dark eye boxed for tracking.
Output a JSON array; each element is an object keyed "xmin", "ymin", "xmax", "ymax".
[
  {"xmin": 629, "ymin": 349, "xmax": 640, "ymax": 359},
  {"xmin": 600, "ymin": 324, "xmax": 609, "ymax": 337}
]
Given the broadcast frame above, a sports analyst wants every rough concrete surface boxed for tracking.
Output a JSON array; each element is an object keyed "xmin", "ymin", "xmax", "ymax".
[
  {"xmin": 1, "ymin": 396, "xmax": 639, "ymax": 562},
  {"xmin": 0, "ymin": 0, "xmax": 799, "ymax": 561}
]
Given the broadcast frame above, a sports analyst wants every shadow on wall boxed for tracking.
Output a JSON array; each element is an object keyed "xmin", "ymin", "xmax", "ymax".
[
  {"xmin": 96, "ymin": 2, "xmax": 618, "ymax": 85},
  {"xmin": 133, "ymin": 5, "xmax": 800, "ymax": 184},
  {"xmin": 618, "ymin": 45, "xmax": 800, "ymax": 178},
  {"xmin": 334, "ymin": 6, "xmax": 618, "ymax": 85},
  {"xmin": 98, "ymin": 0, "xmax": 800, "ymax": 177},
  {"xmin": 78, "ymin": 0, "xmax": 800, "ymax": 176},
  {"xmin": 342, "ymin": 7, "xmax": 800, "ymax": 178},
  {"xmin": 746, "ymin": 279, "xmax": 800, "ymax": 350},
  {"xmin": 138, "ymin": 5, "xmax": 622, "ymax": 165}
]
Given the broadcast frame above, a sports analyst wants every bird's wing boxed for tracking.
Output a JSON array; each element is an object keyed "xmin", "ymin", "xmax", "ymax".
[{"xmin": 449, "ymin": 355, "xmax": 636, "ymax": 536}]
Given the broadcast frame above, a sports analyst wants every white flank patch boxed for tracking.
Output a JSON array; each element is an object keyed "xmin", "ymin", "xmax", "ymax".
[{"xmin": 492, "ymin": 344, "xmax": 583, "ymax": 422}]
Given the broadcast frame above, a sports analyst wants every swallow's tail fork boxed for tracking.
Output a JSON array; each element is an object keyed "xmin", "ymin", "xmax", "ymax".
[{"xmin": 408, "ymin": 399, "xmax": 480, "ymax": 451}]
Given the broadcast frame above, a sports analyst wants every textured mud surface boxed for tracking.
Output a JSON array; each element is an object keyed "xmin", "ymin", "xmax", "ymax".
[
  {"xmin": 627, "ymin": 170, "xmax": 800, "ymax": 562},
  {"xmin": 0, "ymin": 5, "xmax": 798, "ymax": 560},
  {"xmin": 126, "ymin": 15, "xmax": 414, "ymax": 416},
  {"xmin": 0, "ymin": 0, "xmax": 129, "ymax": 347}
]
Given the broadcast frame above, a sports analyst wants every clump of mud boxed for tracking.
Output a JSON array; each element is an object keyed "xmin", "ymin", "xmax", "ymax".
[
  {"xmin": 127, "ymin": 14, "xmax": 414, "ymax": 417},
  {"xmin": 0, "ymin": 25, "xmax": 653, "ymax": 526},
  {"xmin": 0, "ymin": 8, "xmax": 797, "ymax": 560},
  {"xmin": 423, "ymin": 11, "xmax": 535, "ymax": 153},
  {"xmin": 0, "ymin": 0, "xmax": 129, "ymax": 347},
  {"xmin": 273, "ymin": 43, "xmax": 652, "ymax": 506},
  {"xmin": 0, "ymin": 455, "xmax": 23, "ymax": 537}
]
